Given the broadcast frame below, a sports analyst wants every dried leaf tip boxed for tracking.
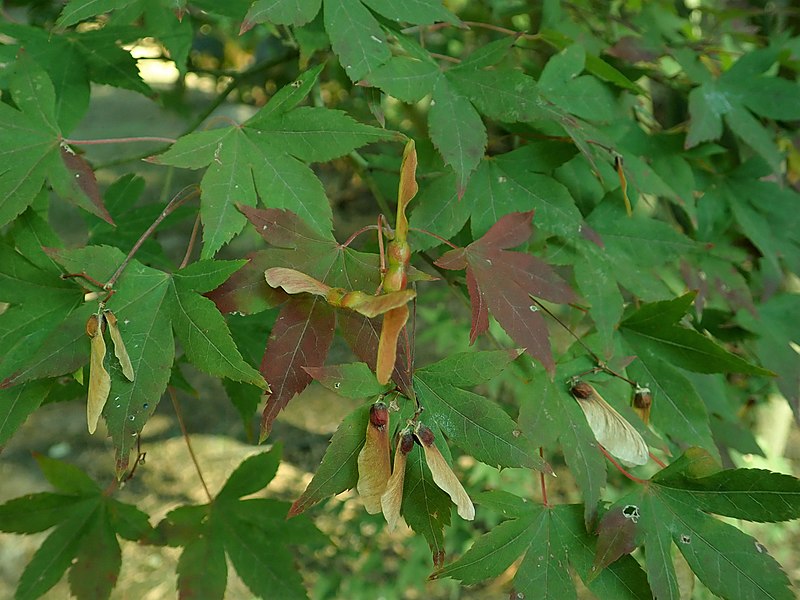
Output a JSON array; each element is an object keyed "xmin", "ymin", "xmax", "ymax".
[
  {"xmin": 104, "ymin": 311, "xmax": 134, "ymax": 381},
  {"xmin": 86, "ymin": 313, "xmax": 111, "ymax": 434},
  {"xmin": 381, "ymin": 430, "xmax": 414, "ymax": 531},
  {"xmin": 414, "ymin": 423, "xmax": 475, "ymax": 521},
  {"xmin": 569, "ymin": 380, "xmax": 649, "ymax": 467},
  {"xmin": 632, "ymin": 385, "xmax": 652, "ymax": 425},
  {"xmin": 357, "ymin": 402, "xmax": 392, "ymax": 514}
]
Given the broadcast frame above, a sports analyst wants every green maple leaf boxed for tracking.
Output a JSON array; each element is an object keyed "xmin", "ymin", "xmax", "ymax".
[
  {"xmin": 48, "ymin": 246, "xmax": 265, "ymax": 474},
  {"xmin": 0, "ymin": 455, "xmax": 152, "ymax": 600},
  {"xmin": 55, "ymin": 0, "xmax": 192, "ymax": 75},
  {"xmin": 0, "ymin": 51, "xmax": 114, "ymax": 227},
  {"xmin": 241, "ymin": 0, "xmax": 456, "ymax": 80},
  {"xmin": 153, "ymin": 65, "xmax": 397, "ymax": 258},
  {"xmin": 289, "ymin": 402, "xmax": 370, "ymax": 516},
  {"xmin": 685, "ymin": 47, "xmax": 800, "ymax": 170},
  {"xmin": 603, "ymin": 448, "xmax": 800, "ymax": 600},
  {"xmin": 156, "ymin": 446, "xmax": 326, "ymax": 600},
  {"xmin": 413, "ymin": 349, "xmax": 549, "ymax": 472},
  {"xmin": 436, "ymin": 496, "xmax": 651, "ymax": 599},
  {"xmin": 0, "ymin": 22, "xmax": 153, "ymax": 133},
  {"xmin": 518, "ymin": 359, "xmax": 609, "ymax": 525}
]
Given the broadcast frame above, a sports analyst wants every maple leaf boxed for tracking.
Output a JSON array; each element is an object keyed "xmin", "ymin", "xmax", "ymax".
[
  {"xmin": 0, "ymin": 51, "xmax": 112, "ymax": 229},
  {"xmin": 152, "ymin": 65, "xmax": 397, "ymax": 258},
  {"xmin": 436, "ymin": 494, "xmax": 651, "ymax": 599},
  {"xmin": 0, "ymin": 455, "xmax": 153, "ymax": 600},
  {"xmin": 43, "ymin": 247, "xmax": 265, "ymax": 475},
  {"xmin": 435, "ymin": 211, "xmax": 576, "ymax": 373},
  {"xmin": 153, "ymin": 447, "xmax": 326, "ymax": 600},
  {"xmin": 241, "ymin": 0, "xmax": 457, "ymax": 81},
  {"xmin": 597, "ymin": 448, "xmax": 800, "ymax": 600},
  {"xmin": 236, "ymin": 206, "xmax": 384, "ymax": 439}
]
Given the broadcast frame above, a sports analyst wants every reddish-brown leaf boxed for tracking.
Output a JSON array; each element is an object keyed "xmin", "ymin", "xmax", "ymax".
[
  {"xmin": 590, "ymin": 504, "xmax": 641, "ymax": 579},
  {"xmin": 238, "ymin": 204, "xmax": 333, "ymax": 248},
  {"xmin": 60, "ymin": 147, "xmax": 114, "ymax": 225},
  {"xmin": 259, "ymin": 296, "xmax": 335, "ymax": 441},
  {"xmin": 436, "ymin": 211, "xmax": 576, "ymax": 372},
  {"xmin": 466, "ymin": 268, "xmax": 488, "ymax": 345}
]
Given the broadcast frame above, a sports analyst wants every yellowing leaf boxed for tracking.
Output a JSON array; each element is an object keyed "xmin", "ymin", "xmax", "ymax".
[
  {"xmin": 356, "ymin": 402, "xmax": 391, "ymax": 514},
  {"xmin": 376, "ymin": 305, "xmax": 409, "ymax": 385},
  {"xmin": 570, "ymin": 381, "xmax": 648, "ymax": 467},
  {"xmin": 381, "ymin": 431, "xmax": 414, "ymax": 531},
  {"xmin": 86, "ymin": 313, "xmax": 111, "ymax": 435},
  {"xmin": 415, "ymin": 423, "xmax": 475, "ymax": 521},
  {"xmin": 265, "ymin": 267, "xmax": 332, "ymax": 296},
  {"xmin": 104, "ymin": 311, "xmax": 134, "ymax": 382},
  {"xmin": 395, "ymin": 139, "xmax": 418, "ymax": 243},
  {"xmin": 335, "ymin": 289, "xmax": 416, "ymax": 318}
]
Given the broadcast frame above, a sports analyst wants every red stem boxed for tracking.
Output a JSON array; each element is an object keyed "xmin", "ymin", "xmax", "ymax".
[
  {"xmin": 408, "ymin": 227, "xmax": 459, "ymax": 249},
  {"xmin": 340, "ymin": 224, "xmax": 380, "ymax": 248},
  {"xmin": 598, "ymin": 445, "xmax": 647, "ymax": 484},
  {"xmin": 649, "ymin": 452, "xmax": 667, "ymax": 469},
  {"xmin": 63, "ymin": 136, "xmax": 177, "ymax": 146}
]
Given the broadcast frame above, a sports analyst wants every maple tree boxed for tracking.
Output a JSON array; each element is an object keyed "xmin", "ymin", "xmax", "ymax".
[{"xmin": 2, "ymin": 1, "xmax": 800, "ymax": 599}]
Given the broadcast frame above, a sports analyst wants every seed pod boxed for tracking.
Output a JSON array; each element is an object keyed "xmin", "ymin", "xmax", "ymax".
[
  {"xmin": 570, "ymin": 381, "xmax": 648, "ymax": 467},
  {"xmin": 86, "ymin": 313, "xmax": 111, "ymax": 434},
  {"xmin": 414, "ymin": 423, "xmax": 475, "ymax": 521},
  {"xmin": 357, "ymin": 402, "xmax": 392, "ymax": 514},
  {"xmin": 104, "ymin": 311, "xmax": 134, "ymax": 381},
  {"xmin": 381, "ymin": 431, "xmax": 414, "ymax": 531},
  {"xmin": 632, "ymin": 385, "xmax": 652, "ymax": 425}
]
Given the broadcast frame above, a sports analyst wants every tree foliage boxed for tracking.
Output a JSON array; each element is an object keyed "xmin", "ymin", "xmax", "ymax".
[{"xmin": 1, "ymin": 0, "xmax": 800, "ymax": 598}]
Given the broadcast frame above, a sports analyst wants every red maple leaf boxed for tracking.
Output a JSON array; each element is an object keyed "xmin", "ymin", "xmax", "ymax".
[{"xmin": 435, "ymin": 211, "xmax": 575, "ymax": 373}]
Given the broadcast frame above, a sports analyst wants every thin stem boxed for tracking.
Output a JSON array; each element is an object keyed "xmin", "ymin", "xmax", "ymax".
[
  {"xmin": 539, "ymin": 447, "xmax": 549, "ymax": 506},
  {"xmin": 63, "ymin": 136, "xmax": 176, "ymax": 146},
  {"xmin": 61, "ymin": 271, "xmax": 107, "ymax": 290},
  {"xmin": 340, "ymin": 224, "xmax": 380, "ymax": 248},
  {"xmin": 649, "ymin": 452, "xmax": 667, "ymax": 469},
  {"xmin": 94, "ymin": 50, "xmax": 299, "ymax": 170},
  {"xmin": 106, "ymin": 186, "xmax": 199, "ymax": 288},
  {"xmin": 528, "ymin": 295, "xmax": 600, "ymax": 362},
  {"xmin": 168, "ymin": 386, "xmax": 213, "ymax": 503},
  {"xmin": 429, "ymin": 52, "xmax": 461, "ymax": 64},
  {"xmin": 409, "ymin": 227, "xmax": 460, "ymax": 249},
  {"xmin": 180, "ymin": 214, "xmax": 202, "ymax": 269},
  {"xmin": 599, "ymin": 446, "xmax": 647, "ymax": 484}
]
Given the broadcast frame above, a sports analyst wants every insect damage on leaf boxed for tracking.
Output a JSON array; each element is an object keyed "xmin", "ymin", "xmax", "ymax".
[{"xmin": 570, "ymin": 381, "xmax": 649, "ymax": 467}]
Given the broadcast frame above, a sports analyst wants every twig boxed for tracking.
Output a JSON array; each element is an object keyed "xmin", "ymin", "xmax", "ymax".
[
  {"xmin": 105, "ymin": 186, "xmax": 199, "ymax": 288},
  {"xmin": 168, "ymin": 386, "xmax": 213, "ymax": 503},
  {"xmin": 94, "ymin": 49, "xmax": 299, "ymax": 170},
  {"xmin": 539, "ymin": 447, "xmax": 549, "ymax": 506},
  {"xmin": 180, "ymin": 213, "xmax": 202, "ymax": 269},
  {"xmin": 409, "ymin": 227, "xmax": 460, "ymax": 249}
]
